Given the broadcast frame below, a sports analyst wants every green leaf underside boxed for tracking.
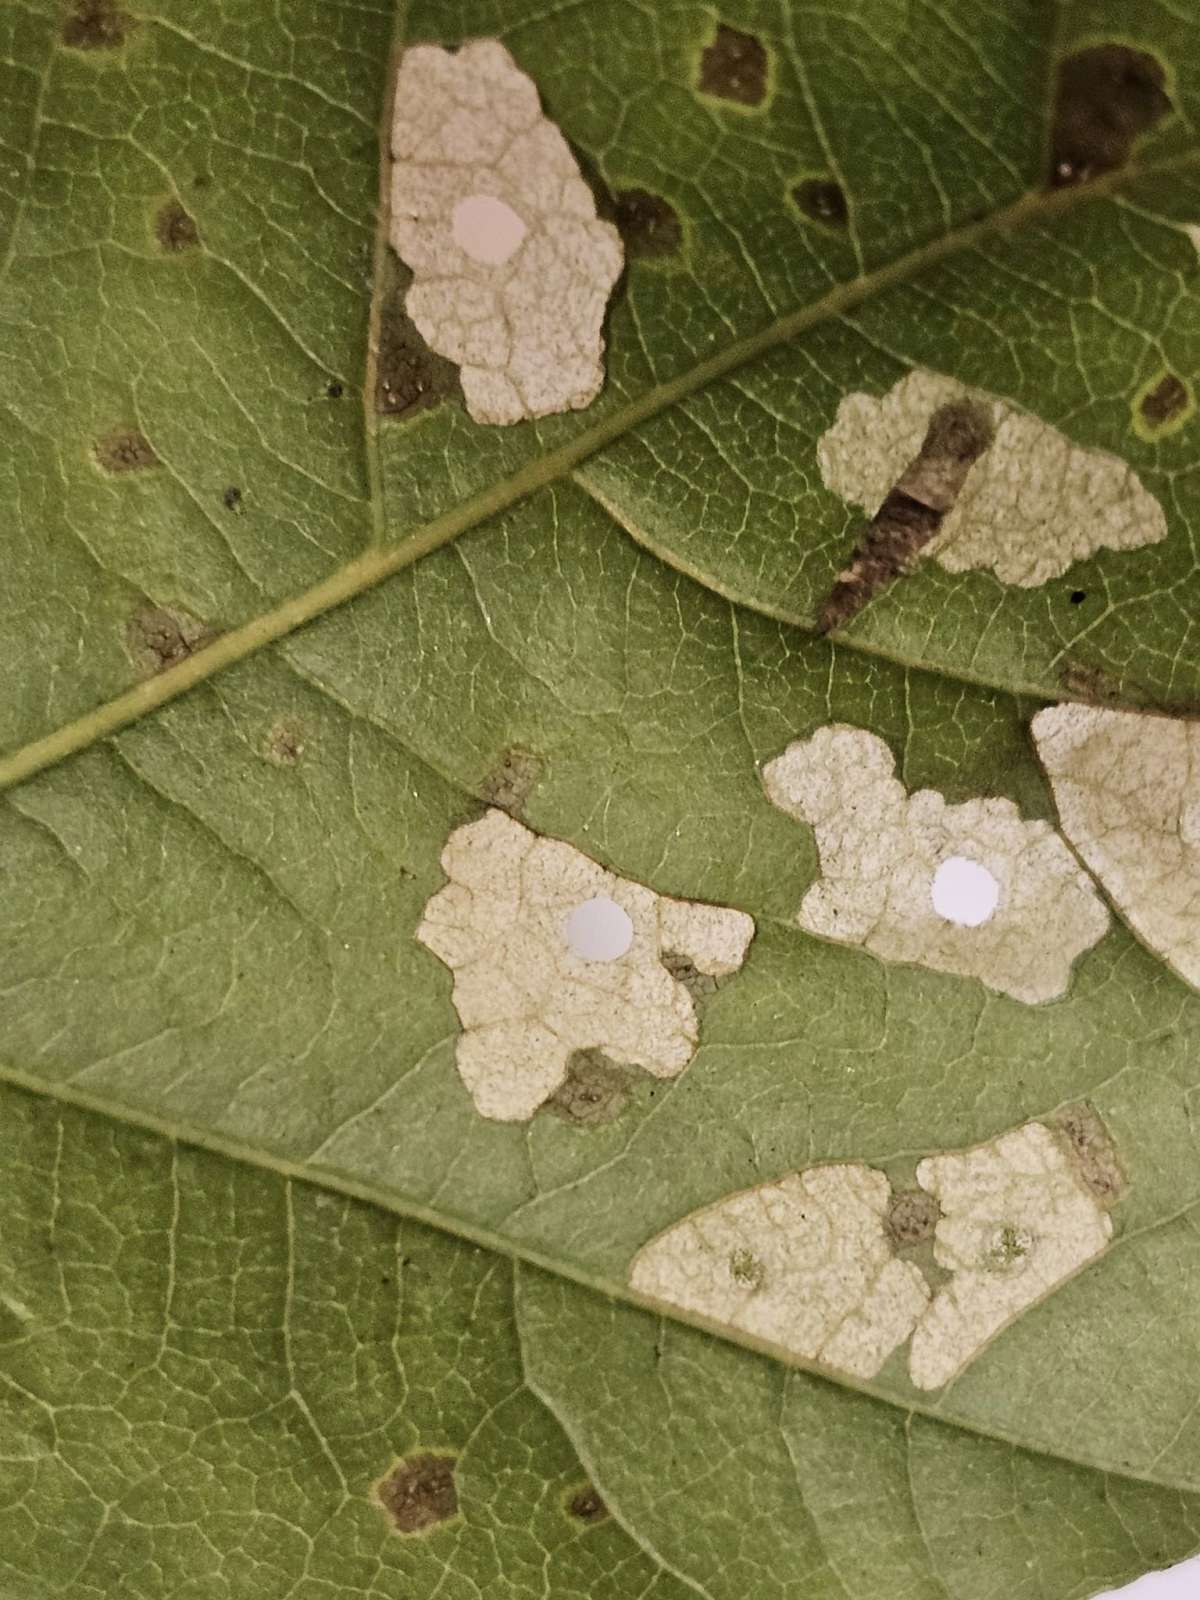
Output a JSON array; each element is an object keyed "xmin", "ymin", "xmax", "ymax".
[{"xmin": 4, "ymin": 0, "xmax": 1200, "ymax": 1594}]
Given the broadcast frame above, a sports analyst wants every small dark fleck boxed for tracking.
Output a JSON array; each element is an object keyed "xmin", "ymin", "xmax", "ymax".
[
  {"xmin": 93, "ymin": 428, "xmax": 159, "ymax": 473},
  {"xmin": 568, "ymin": 1486, "xmax": 609, "ymax": 1524},
  {"xmin": 326, "ymin": 381, "xmax": 345, "ymax": 399},
  {"xmin": 698, "ymin": 23, "xmax": 768, "ymax": 108},
  {"xmin": 61, "ymin": 0, "xmax": 134, "ymax": 49},
  {"xmin": 544, "ymin": 1050, "xmax": 634, "ymax": 1127},
  {"xmin": 155, "ymin": 199, "xmax": 200, "ymax": 253},
  {"xmin": 612, "ymin": 188, "xmax": 682, "ymax": 259},
  {"xmin": 792, "ymin": 178, "xmax": 849, "ymax": 229},
  {"xmin": 1069, "ymin": 590, "xmax": 1087, "ymax": 605},
  {"xmin": 376, "ymin": 1454, "xmax": 458, "ymax": 1535},
  {"xmin": 1138, "ymin": 371, "xmax": 1190, "ymax": 430},
  {"xmin": 222, "ymin": 485, "xmax": 242, "ymax": 511},
  {"xmin": 1049, "ymin": 44, "xmax": 1172, "ymax": 188}
]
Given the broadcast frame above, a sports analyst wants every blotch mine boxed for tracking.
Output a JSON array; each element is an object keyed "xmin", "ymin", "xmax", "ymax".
[
  {"xmin": 126, "ymin": 604, "xmax": 214, "ymax": 678},
  {"xmin": 1052, "ymin": 1103, "xmax": 1126, "ymax": 1207},
  {"xmin": 1135, "ymin": 369, "xmax": 1193, "ymax": 437},
  {"xmin": 1050, "ymin": 44, "xmax": 1172, "ymax": 187},
  {"xmin": 613, "ymin": 188, "xmax": 682, "ymax": 259},
  {"xmin": 567, "ymin": 1485, "xmax": 609, "ymax": 1524},
  {"xmin": 61, "ymin": 0, "xmax": 133, "ymax": 48},
  {"xmin": 479, "ymin": 746, "xmax": 543, "ymax": 816},
  {"xmin": 93, "ymin": 428, "xmax": 159, "ymax": 474},
  {"xmin": 155, "ymin": 199, "xmax": 200, "ymax": 253},
  {"xmin": 698, "ymin": 23, "xmax": 768, "ymax": 107},
  {"xmin": 791, "ymin": 177, "xmax": 849, "ymax": 229},
  {"xmin": 375, "ymin": 259, "xmax": 461, "ymax": 420},
  {"xmin": 544, "ymin": 1050, "xmax": 634, "ymax": 1127},
  {"xmin": 376, "ymin": 1454, "xmax": 459, "ymax": 1534},
  {"xmin": 885, "ymin": 1188, "xmax": 942, "ymax": 1248}
]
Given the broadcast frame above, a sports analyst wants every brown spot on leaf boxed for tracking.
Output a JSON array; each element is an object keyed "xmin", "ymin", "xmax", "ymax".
[
  {"xmin": 264, "ymin": 719, "xmax": 305, "ymax": 767},
  {"xmin": 792, "ymin": 178, "xmax": 849, "ymax": 229},
  {"xmin": 818, "ymin": 399, "xmax": 994, "ymax": 633},
  {"xmin": 1059, "ymin": 661, "xmax": 1122, "ymax": 705},
  {"xmin": 376, "ymin": 1453, "xmax": 459, "ymax": 1534},
  {"xmin": 222, "ymin": 485, "xmax": 242, "ymax": 511},
  {"xmin": 698, "ymin": 24, "xmax": 768, "ymax": 107},
  {"xmin": 613, "ymin": 189, "xmax": 682, "ymax": 259},
  {"xmin": 126, "ymin": 604, "xmax": 215, "ymax": 678},
  {"xmin": 1053, "ymin": 1103, "xmax": 1126, "ymax": 1207},
  {"xmin": 660, "ymin": 950, "xmax": 720, "ymax": 1003},
  {"xmin": 1137, "ymin": 370, "xmax": 1192, "ymax": 436},
  {"xmin": 155, "ymin": 199, "xmax": 200, "ymax": 253},
  {"xmin": 479, "ymin": 747, "xmax": 543, "ymax": 816},
  {"xmin": 728, "ymin": 1247, "xmax": 764, "ymax": 1288},
  {"xmin": 1049, "ymin": 45, "xmax": 1172, "ymax": 187},
  {"xmin": 61, "ymin": 0, "xmax": 134, "ymax": 48},
  {"xmin": 376, "ymin": 256, "xmax": 461, "ymax": 419},
  {"xmin": 544, "ymin": 1050, "xmax": 633, "ymax": 1127},
  {"xmin": 93, "ymin": 428, "xmax": 159, "ymax": 474},
  {"xmin": 568, "ymin": 1485, "xmax": 609, "ymax": 1524},
  {"xmin": 885, "ymin": 1188, "xmax": 942, "ymax": 1248}
]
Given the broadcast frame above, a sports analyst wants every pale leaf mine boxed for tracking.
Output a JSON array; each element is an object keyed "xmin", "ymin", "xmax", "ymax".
[
  {"xmin": 629, "ymin": 1165, "xmax": 931, "ymax": 1379},
  {"xmin": 818, "ymin": 369, "xmax": 1166, "ymax": 585},
  {"xmin": 761, "ymin": 725, "xmax": 1109, "ymax": 1002},
  {"xmin": 908, "ymin": 1121, "xmax": 1113, "ymax": 1390},
  {"xmin": 1033, "ymin": 703, "xmax": 1200, "ymax": 992},
  {"xmin": 389, "ymin": 40, "xmax": 624, "ymax": 425},
  {"xmin": 416, "ymin": 810, "xmax": 755, "ymax": 1121}
]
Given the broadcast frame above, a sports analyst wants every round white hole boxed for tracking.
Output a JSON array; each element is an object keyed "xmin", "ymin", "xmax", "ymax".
[
  {"xmin": 930, "ymin": 856, "xmax": 1000, "ymax": 927},
  {"xmin": 451, "ymin": 194, "xmax": 528, "ymax": 265},
  {"xmin": 565, "ymin": 895, "xmax": 634, "ymax": 962}
]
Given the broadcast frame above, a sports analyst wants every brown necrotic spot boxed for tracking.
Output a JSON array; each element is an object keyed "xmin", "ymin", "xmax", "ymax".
[
  {"xmin": 792, "ymin": 178, "xmax": 849, "ymax": 229},
  {"xmin": 93, "ymin": 428, "xmax": 158, "ymax": 473},
  {"xmin": 1136, "ymin": 369, "xmax": 1193, "ymax": 436},
  {"xmin": 698, "ymin": 23, "xmax": 768, "ymax": 107},
  {"xmin": 155, "ymin": 199, "xmax": 200, "ymax": 253},
  {"xmin": 1049, "ymin": 44, "xmax": 1172, "ymax": 188},
  {"xmin": 885, "ymin": 1188, "xmax": 942, "ymax": 1248},
  {"xmin": 612, "ymin": 189, "xmax": 682, "ymax": 259},
  {"xmin": 660, "ymin": 950, "xmax": 720, "ymax": 1003},
  {"xmin": 376, "ymin": 257, "xmax": 461, "ymax": 419},
  {"xmin": 376, "ymin": 1453, "xmax": 459, "ymax": 1535},
  {"xmin": 126, "ymin": 604, "xmax": 215, "ymax": 678},
  {"xmin": 61, "ymin": 0, "xmax": 134, "ymax": 48},
  {"xmin": 1053, "ymin": 1103, "xmax": 1126, "ymax": 1207},
  {"xmin": 567, "ymin": 1485, "xmax": 609, "ymax": 1524},
  {"xmin": 818, "ymin": 398, "xmax": 994, "ymax": 633},
  {"xmin": 264, "ymin": 719, "xmax": 305, "ymax": 767},
  {"xmin": 544, "ymin": 1050, "xmax": 634, "ymax": 1127},
  {"xmin": 479, "ymin": 747, "xmax": 543, "ymax": 815}
]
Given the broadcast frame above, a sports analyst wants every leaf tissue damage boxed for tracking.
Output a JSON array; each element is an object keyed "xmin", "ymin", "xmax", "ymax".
[
  {"xmin": 697, "ymin": 23, "xmax": 768, "ymax": 107},
  {"xmin": 61, "ymin": 0, "xmax": 133, "ymax": 49},
  {"xmin": 125, "ymin": 604, "xmax": 215, "ymax": 678},
  {"xmin": 1050, "ymin": 44, "xmax": 1172, "ymax": 187},
  {"xmin": 376, "ymin": 1453, "xmax": 459, "ymax": 1534}
]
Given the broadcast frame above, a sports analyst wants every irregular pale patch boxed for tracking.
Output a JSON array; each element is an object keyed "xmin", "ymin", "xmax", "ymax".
[
  {"xmin": 416, "ymin": 809, "xmax": 754, "ymax": 1121},
  {"xmin": 908, "ymin": 1121, "xmax": 1113, "ymax": 1390},
  {"xmin": 1033, "ymin": 703, "xmax": 1200, "ymax": 991},
  {"xmin": 817, "ymin": 369, "xmax": 1167, "ymax": 585},
  {"xmin": 762, "ymin": 725, "xmax": 1108, "ymax": 1002},
  {"xmin": 629, "ymin": 1165, "xmax": 930, "ymax": 1379},
  {"xmin": 389, "ymin": 41, "xmax": 624, "ymax": 425}
]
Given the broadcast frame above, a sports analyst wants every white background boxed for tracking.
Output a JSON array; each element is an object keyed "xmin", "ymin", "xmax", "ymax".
[{"xmin": 1095, "ymin": 1556, "xmax": 1200, "ymax": 1597}]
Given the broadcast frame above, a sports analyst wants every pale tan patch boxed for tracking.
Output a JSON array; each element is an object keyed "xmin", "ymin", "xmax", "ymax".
[
  {"xmin": 908, "ymin": 1121, "xmax": 1113, "ymax": 1390},
  {"xmin": 761, "ymin": 725, "xmax": 1108, "ymax": 1003},
  {"xmin": 416, "ymin": 810, "xmax": 754, "ymax": 1121},
  {"xmin": 629, "ymin": 1164, "xmax": 930, "ymax": 1379},
  {"xmin": 1033, "ymin": 703, "xmax": 1200, "ymax": 991},
  {"xmin": 389, "ymin": 41, "xmax": 623, "ymax": 425},
  {"xmin": 817, "ymin": 369, "xmax": 1166, "ymax": 585}
]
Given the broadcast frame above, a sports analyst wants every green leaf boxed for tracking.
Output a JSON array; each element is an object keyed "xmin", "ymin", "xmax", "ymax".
[{"xmin": 3, "ymin": 0, "xmax": 1200, "ymax": 1594}]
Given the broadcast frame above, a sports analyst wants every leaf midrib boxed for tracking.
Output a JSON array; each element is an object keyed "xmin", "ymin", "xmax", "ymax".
[{"xmin": 2, "ymin": 154, "xmax": 1194, "ymax": 796}]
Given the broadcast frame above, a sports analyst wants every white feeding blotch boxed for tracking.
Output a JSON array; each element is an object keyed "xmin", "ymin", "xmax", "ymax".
[
  {"xmin": 818, "ymin": 368, "xmax": 1167, "ymax": 585},
  {"xmin": 761, "ymin": 725, "xmax": 1109, "ymax": 1002},
  {"xmin": 629, "ymin": 1165, "xmax": 931, "ymax": 1380},
  {"xmin": 1033, "ymin": 703, "xmax": 1200, "ymax": 991},
  {"xmin": 908, "ymin": 1121, "xmax": 1113, "ymax": 1391},
  {"xmin": 416, "ymin": 809, "xmax": 755, "ymax": 1121},
  {"xmin": 390, "ymin": 40, "xmax": 624, "ymax": 425}
]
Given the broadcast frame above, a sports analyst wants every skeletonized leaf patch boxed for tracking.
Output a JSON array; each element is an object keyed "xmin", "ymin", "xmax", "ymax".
[
  {"xmin": 389, "ymin": 40, "xmax": 624, "ymax": 425},
  {"xmin": 818, "ymin": 369, "xmax": 1167, "ymax": 587},
  {"xmin": 761, "ymin": 725, "xmax": 1109, "ymax": 1002},
  {"xmin": 1033, "ymin": 703, "xmax": 1200, "ymax": 991},
  {"xmin": 416, "ymin": 810, "xmax": 754, "ymax": 1121}
]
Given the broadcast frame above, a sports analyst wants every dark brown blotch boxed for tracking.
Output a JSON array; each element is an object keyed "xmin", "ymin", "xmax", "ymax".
[
  {"xmin": 568, "ymin": 1485, "xmax": 610, "ymax": 1524},
  {"xmin": 818, "ymin": 398, "xmax": 994, "ymax": 634},
  {"xmin": 155, "ymin": 199, "xmax": 200, "ymax": 253},
  {"xmin": 1139, "ymin": 371, "xmax": 1190, "ymax": 429},
  {"xmin": 126, "ymin": 604, "xmax": 215, "ymax": 678},
  {"xmin": 376, "ymin": 258, "xmax": 461, "ymax": 419},
  {"xmin": 1059, "ymin": 661, "xmax": 1122, "ymax": 704},
  {"xmin": 93, "ymin": 428, "xmax": 159, "ymax": 474},
  {"xmin": 792, "ymin": 178, "xmax": 849, "ymax": 229},
  {"xmin": 698, "ymin": 23, "xmax": 768, "ymax": 107},
  {"xmin": 660, "ymin": 949, "xmax": 720, "ymax": 1003},
  {"xmin": 885, "ymin": 1189, "xmax": 942, "ymax": 1248},
  {"xmin": 544, "ymin": 1050, "xmax": 634, "ymax": 1128},
  {"xmin": 479, "ymin": 747, "xmax": 543, "ymax": 816},
  {"xmin": 1053, "ymin": 1103, "xmax": 1126, "ymax": 1207},
  {"xmin": 613, "ymin": 189, "xmax": 682, "ymax": 259},
  {"xmin": 376, "ymin": 1453, "xmax": 459, "ymax": 1534},
  {"xmin": 62, "ymin": 0, "xmax": 134, "ymax": 48},
  {"xmin": 1050, "ymin": 44, "xmax": 1172, "ymax": 187}
]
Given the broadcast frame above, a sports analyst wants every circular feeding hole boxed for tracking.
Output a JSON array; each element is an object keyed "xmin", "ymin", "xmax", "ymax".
[
  {"xmin": 565, "ymin": 895, "xmax": 634, "ymax": 962},
  {"xmin": 930, "ymin": 856, "xmax": 1000, "ymax": 928},
  {"xmin": 451, "ymin": 194, "xmax": 528, "ymax": 264}
]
